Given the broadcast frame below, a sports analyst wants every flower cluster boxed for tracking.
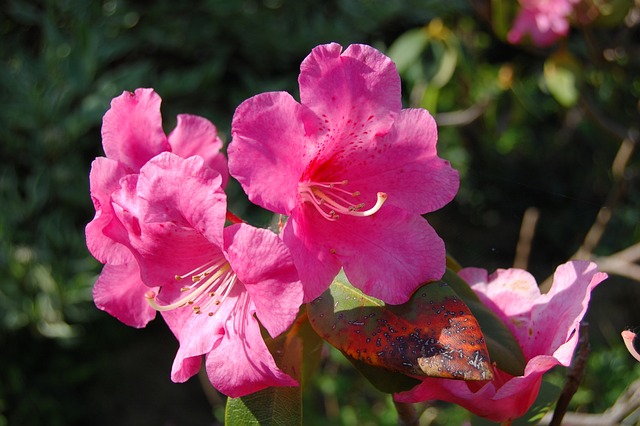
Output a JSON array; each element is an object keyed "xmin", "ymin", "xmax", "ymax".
[
  {"xmin": 86, "ymin": 43, "xmax": 459, "ymax": 397},
  {"xmin": 86, "ymin": 42, "xmax": 606, "ymax": 420},
  {"xmin": 508, "ymin": 0, "xmax": 580, "ymax": 47}
]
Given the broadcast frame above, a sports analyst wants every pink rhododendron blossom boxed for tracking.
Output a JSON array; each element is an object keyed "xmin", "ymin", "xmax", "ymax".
[
  {"xmin": 109, "ymin": 152, "xmax": 303, "ymax": 397},
  {"xmin": 507, "ymin": 0, "xmax": 579, "ymax": 47},
  {"xmin": 86, "ymin": 88, "xmax": 228, "ymax": 327},
  {"xmin": 228, "ymin": 43, "xmax": 459, "ymax": 304},
  {"xmin": 395, "ymin": 260, "xmax": 607, "ymax": 422}
]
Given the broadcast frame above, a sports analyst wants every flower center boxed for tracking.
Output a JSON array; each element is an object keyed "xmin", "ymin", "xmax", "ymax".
[
  {"xmin": 298, "ymin": 179, "xmax": 387, "ymax": 221},
  {"xmin": 145, "ymin": 256, "xmax": 238, "ymax": 317}
]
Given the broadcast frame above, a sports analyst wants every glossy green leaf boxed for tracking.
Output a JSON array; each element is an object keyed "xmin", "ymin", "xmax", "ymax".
[
  {"xmin": 225, "ymin": 386, "xmax": 301, "ymax": 426},
  {"xmin": 308, "ymin": 270, "xmax": 493, "ymax": 382},
  {"xmin": 442, "ymin": 269, "xmax": 527, "ymax": 377}
]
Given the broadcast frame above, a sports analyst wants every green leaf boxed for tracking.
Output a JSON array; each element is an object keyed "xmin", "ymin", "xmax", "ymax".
[
  {"xmin": 346, "ymin": 357, "xmax": 422, "ymax": 394},
  {"xmin": 296, "ymin": 309, "xmax": 325, "ymax": 388},
  {"xmin": 442, "ymin": 269, "xmax": 527, "ymax": 377},
  {"xmin": 225, "ymin": 386, "xmax": 301, "ymax": 426},
  {"xmin": 543, "ymin": 51, "xmax": 580, "ymax": 108},
  {"xmin": 308, "ymin": 270, "xmax": 493, "ymax": 383},
  {"xmin": 430, "ymin": 40, "xmax": 458, "ymax": 89},
  {"xmin": 387, "ymin": 27, "xmax": 430, "ymax": 75},
  {"xmin": 491, "ymin": 0, "xmax": 515, "ymax": 41}
]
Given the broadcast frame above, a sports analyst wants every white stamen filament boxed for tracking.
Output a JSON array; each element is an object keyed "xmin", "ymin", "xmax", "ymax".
[{"xmin": 299, "ymin": 179, "xmax": 387, "ymax": 221}]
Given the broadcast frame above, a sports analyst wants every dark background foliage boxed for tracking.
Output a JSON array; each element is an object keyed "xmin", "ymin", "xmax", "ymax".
[{"xmin": 1, "ymin": 0, "xmax": 638, "ymax": 424}]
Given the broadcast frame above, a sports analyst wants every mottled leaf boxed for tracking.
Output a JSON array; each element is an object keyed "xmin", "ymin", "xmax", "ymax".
[
  {"xmin": 442, "ymin": 269, "xmax": 527, "ymax": 377},
  {"xmin": 308, "ymin": 270, "xmax": 493, "ymax": 382}
]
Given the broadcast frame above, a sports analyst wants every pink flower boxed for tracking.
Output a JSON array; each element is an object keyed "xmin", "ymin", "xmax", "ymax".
[
  {"xmin": 394, "ymin": 260, "xmax": 607, "ymax": 422},
  {"xmin": 228, "ymin": 43, "xmax": 459, "ymax": 304},
  {"xmin": 507, "ymin": 0, "xmax": 579, "ymax": 47},
  {"xmin": 86, "ymin": 88, "xmax": 228, "ymax": 327},
  {"xmin": 110, "ymin": 152, "xmax": 303, "ymax": 397}
]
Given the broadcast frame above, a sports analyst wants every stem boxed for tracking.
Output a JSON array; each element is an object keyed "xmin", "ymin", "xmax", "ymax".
[
  {"xmin": 225, "ymin": 210, "xmax": 244, "ymax": 224},
  {"xmin": 513, "ymin": 207, "xmax": 540, "ymax": 269}
]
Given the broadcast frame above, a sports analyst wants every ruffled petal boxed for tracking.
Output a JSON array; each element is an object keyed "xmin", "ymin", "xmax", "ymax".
[
  {"xmin": 203, "ymin": 291, "xmax": 298, "ymax": 397},
  {"xmin": 92, "ymin": 258, "xmax": 157, "ymax": 328},
  {"xmin": 282, "ymin": 208, "xmax": 344, "ymax": 303},
  {"xmin": 285, "ymin": 205, "xmax": 445, "ymax": 304},
  {"xmin": 341, "ymin": 109, "xmax": 459, "ymax": 214},
  {"xmin": 85, "ymin": 157, "xmax": 132, "ymax": 264},
  {"xmin": 164, "ymin": 286, "xmax": 235, "ymax": 383},
  {"xmin": 223, "ymin": 224, "xmax": 303, "ymax": 337},
  {"xmin": 101, "ymin": 88, "xmax": 170, "ymax": 171},
  {"xmin": 229, "ymin": 91, "xmax": 312, "ymax": 214},
  {"xmin": 299, "ymin": 43, "xmax": 400, "ymax": 143},
  {"xmin": 167, "ymin": 114, "xmax": 229, "ymax": 187},
  {"xmin": 529, "ymin": 261, "xmax": 607, "ymax": 362}
]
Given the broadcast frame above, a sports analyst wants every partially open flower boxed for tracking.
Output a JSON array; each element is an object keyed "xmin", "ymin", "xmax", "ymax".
[{"xmin": 395, "ymin": 260, "xmax": 607, "ymax": 423}]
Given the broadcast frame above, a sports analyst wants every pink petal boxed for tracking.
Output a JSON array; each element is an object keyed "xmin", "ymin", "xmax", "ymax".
[
  {"xmin": 459, "ymin": 267, "xmax": 540, "ymax": 320},
  {"xmin": 529, "ymin": 261, "xmax": 606, "ymax": 363},
  {"xmin": 281, "ymin": 205, "xmax": 343, "ymax": 303},
  {"xmin": 223, "ymin": 224, "xmax": 303, "ymax": 337},
  {"xmin": 101, "ymin": 88, "xmax": 170, "ymax": 171},
  {"xmin": 341, "ymin": 108, "xmax": 459, "ymax": 214},
  {"xmin": 299, "ymin": 43, "xmax": 401, "ymax": 140},
  {"xmin": 229, "ymin": 92, "xmax": 312, "ymax": 214},
  {"xmin": 92, "ymin": 258, "xmax": 157, "ymax": 328},
  {"xmin": 111, "ymin": 153, "xmax": 226, "ymax": 286},
  {"xmin": 167, "ymin": 114, "xmax": 229, "ymax": 187},
  {"xmin": 85, "ymin": 157, "xmax": 132, "ymax": 264},
  {"xmin": 285, "ymin": 205, "xmax": 445, "ymax": 304},
  {"xmin": 203, "ymin": 291, "xmax": 298, "ymax": 397},
  {"xmin": 165, "ymin": 287, "xmax": 235, "ymax": 383}
]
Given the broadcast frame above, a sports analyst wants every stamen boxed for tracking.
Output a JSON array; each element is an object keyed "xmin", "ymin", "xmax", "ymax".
[
  {"xmin": 145, "ymin": 258, "xmax": 238, "ymax": 319},
  {"xmin": 299, "ymin": 178, "xmax": 387, "ymax": 221}
]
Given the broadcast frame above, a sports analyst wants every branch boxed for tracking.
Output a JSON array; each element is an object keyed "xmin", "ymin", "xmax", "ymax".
[
  {"xmin": 549, "ymin": 323, "xmax": 590, "ymax": 426},
  {"xmin": 513, "ymin": 207, "xmax": 540, "ymax": 269},
  {"xmin": 435, "ymin": 99, "xmax": 490, "ymax": 127}
]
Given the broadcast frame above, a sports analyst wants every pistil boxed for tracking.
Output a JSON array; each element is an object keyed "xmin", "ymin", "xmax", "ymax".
[{"xmin": 299, "ymin": 179, "xmax": 387, "ymax": 220}]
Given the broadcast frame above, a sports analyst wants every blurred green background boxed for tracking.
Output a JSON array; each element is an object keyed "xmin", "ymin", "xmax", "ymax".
[{"xmin": 1, "ymin": 0, "xmax": 639, "ymax": 425}]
